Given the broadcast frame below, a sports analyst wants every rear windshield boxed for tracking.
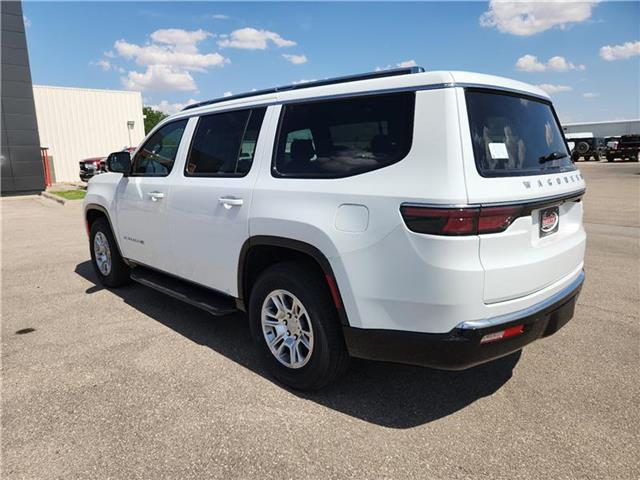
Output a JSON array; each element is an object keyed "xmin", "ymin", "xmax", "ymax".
[
  {"xmin": 620, "ymin": 135, "xmax": 640, "ymax": 144},
  {"xmin": 466, "ymin": 89, "xmax": 575, "ymax": 177}
]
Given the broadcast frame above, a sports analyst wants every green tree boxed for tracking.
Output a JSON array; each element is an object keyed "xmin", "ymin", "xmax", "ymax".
[{"xmin": 143, "ymin": 106, "xmax": 168, "ymax": 134}]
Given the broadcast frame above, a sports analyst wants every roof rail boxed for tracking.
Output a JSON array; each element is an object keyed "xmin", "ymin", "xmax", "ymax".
[{"xmin": 182, "ymin": 66, "xmax": 425, "ymax": 111}]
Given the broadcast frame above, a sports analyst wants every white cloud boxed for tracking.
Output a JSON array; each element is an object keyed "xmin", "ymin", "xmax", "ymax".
[
  {"xmin": 114, "ymin": 40, "xmax": 228, "ymax": 71},
  {"xmin": 218, "ymin": 28, "xmax": 296, "ymax": 49},
  {"xmin": 516, "ymin": 54, "xmax": 546, "ymax": 72},
  {"xmin": 23, "ymin": 15, "xmax": 31, "ymax": 28},
  {"xmin": 536, "ymin": 83, "xmax": 573, "ymax": 94},
  {"xmin": 122, "ymin": 65, "xmax": 197, "ymax": 92},
  {"xmin": 212, "ymin": 14, "xmax": 229, "ymax": 20},
  {"xmin": 104, "ymin": 50, "xmax": 115, "ymax": 58},
  {"xmin": 150, "ymin": 28, "xmax": 211, "ymax": 46},
  {"xmin": 600, "ymin": 41, "xmax": 640, "ymax": 61},
  {"xmin": 149, "ymin": 98, "xmax": 198, "ymax": 115},
  {"xmin": 582, "ymin": 92, "xmax": 599, "ymax": 98},
  {"xmin": 547, "ymin": 56, "xmax": 585, "ymax": 71},
  {"xmin": 222, "ymin": 91, "xmax": 233, "ymax": 97},
  {"xmin": 282, "ymin": 54, "xmax": 308, "ymax": 65},
  {"xmin": 91, "ymin": 59, "xmax": 112, "ymax": 72},
  {"xmin": 115, "ymin": 28, "xmax": 229, "ymax": 93},
  {"xmin": 292, "ymin": 79, "xmax": 317, "ymax": 85},
  {"xmin": 516, "ymin": 54, "xmax": 585, "ymax": 72},
  {"xmin": 480, "ymin": 1, "xmax": 597, "ymax": 36},
  {"xmin": 376, "ymin": 59, "xmax": 419, "ymax": 71},
  {"xmin": 397, "ymin": 59, "xmax": 417, "ymax": 68}
]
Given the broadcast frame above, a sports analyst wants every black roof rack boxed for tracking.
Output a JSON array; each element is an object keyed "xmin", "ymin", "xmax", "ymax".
[{"xmin": 182, "ymin": 66, "xmax": 425, "ymax": 111}]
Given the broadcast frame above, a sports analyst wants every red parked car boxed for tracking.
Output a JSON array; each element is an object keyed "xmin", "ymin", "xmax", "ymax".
[{"xmin": 79, "ymin": 147, "xmax": 136, "ymax": 181}]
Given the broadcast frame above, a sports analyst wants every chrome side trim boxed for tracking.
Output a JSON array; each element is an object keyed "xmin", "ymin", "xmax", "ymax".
[
  {"xmin": 169, "ymin": 81, "xmax": 551, "ymax": 121},
  {"xmin": 479, "ymin": 188, "xmax": 585, "ymax": 208},
  {"xmin": 280, "ymin": 83, "xmax": 454, "ymax": 105},
  {"xmin": 456, "ymin": 270, "xmax": 585, "ymax": 330},
  {"xmin": 165, "ymin": 84, "xmax": 454, "ymax": 122},
  {"xmin": 400, "ymin": 188, "xmax": 586, "ymax": 211}
]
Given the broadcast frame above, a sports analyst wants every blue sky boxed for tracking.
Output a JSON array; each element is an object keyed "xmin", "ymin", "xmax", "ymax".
[{"xmin": 23, "ymin": 1, "xmax": 640, "ymax": 122}]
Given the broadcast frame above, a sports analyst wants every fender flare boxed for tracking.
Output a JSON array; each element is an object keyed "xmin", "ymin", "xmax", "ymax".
[
  {"xmin": 84, "ymin": 203, "xmax": 126, "ymax": 260},
  {"xmin": 237, "ymin": 235, "xmax": 350, "ymax": 326}
]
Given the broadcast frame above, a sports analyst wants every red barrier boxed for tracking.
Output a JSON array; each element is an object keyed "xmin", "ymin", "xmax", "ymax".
[{"xmin": 40, "ymin": 147, "xmax": 52, "ymax": 187}]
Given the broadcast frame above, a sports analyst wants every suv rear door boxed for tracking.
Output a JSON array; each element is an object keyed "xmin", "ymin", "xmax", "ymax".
[
  {"xmin": 166, "ymin": 106, "xmax": 271, "ymax": 296},
  {"xmin": 459, "ymin": 88, "xmax": 586, "ymax": 303}
]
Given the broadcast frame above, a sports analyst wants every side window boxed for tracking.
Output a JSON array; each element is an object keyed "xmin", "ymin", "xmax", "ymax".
[
  {"xmin": 237, "ymin": 108, "xmax": 266, "ymax": 175},
  {"xmin": 273, "ymin": 93, "xmax": 415, "ymax": 178},
  {"xmin": 131, "ymin": 119, "xmax": 188, "ymax": 176},
  {"xmin": 186, "ymin": 107, "xmax": 266, "ymax": 177}
]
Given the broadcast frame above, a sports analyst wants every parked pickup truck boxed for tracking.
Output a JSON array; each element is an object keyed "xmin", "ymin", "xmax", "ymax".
[
  {"xmin": 83, "ymin": 68, "xmax": 586, "ymax": 390},
  {"xmin": 606, "ymin": 134, "xmax": 640, "ymax": 162}
]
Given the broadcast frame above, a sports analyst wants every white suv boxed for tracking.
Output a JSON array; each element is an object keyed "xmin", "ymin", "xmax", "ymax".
[{"xmin": 84, "ymin": 67, "xmax": 586, "ymax": 390}]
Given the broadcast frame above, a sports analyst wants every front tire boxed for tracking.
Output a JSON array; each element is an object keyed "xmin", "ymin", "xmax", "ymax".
[
  {"xmin": 89, "ymin": 217, "xmax": 131, "ymax": 288},
  {"xmin": 249, "ymin": 262, "xmax": 349, "ymax": 390}
]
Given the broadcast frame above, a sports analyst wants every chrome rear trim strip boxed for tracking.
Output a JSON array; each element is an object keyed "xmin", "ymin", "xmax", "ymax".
[{"xmin": 456, "ymin": 270, "xmax": 585, "ymax": 330}]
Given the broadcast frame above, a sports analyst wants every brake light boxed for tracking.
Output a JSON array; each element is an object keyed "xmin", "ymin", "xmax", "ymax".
[
  {"xmin": 400, "ymin": 206, "xmax": 478, "ymax": 235},
  {"xmin": 400, "ymin": 205, "xmax": 523, "ymax": 236},
  {"xmin": 480, "ymin": 324, "xmax": 524, "ymax": 344},
  {"xmin": 478, "ymin": 206, "xmax": 523, "ymax": 234}
]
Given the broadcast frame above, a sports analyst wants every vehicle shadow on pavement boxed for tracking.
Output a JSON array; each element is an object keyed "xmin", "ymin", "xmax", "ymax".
[{"xmin": 76, "ymin": 261, "xmax": 520, "ymax": 429}]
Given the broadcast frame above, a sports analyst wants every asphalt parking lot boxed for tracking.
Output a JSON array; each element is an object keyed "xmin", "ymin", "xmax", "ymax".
[{"xmin": 2, "ymin": 162, "xmax": 638, "ymax": 479}]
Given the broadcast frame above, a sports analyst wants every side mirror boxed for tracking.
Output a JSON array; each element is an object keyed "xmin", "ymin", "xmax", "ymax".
[{"xmin": 106, "ymin": 151, "xmax": 131, "ymax": 175}]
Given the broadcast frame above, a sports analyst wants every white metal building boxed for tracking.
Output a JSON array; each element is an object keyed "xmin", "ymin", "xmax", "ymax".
[
  {"xmin": 33, "ymin": 85, "xmax": 145, "ymax": 182},
  {"xmin": 562, "ymin": 119, "xmax": 640, "ymax": 138}
]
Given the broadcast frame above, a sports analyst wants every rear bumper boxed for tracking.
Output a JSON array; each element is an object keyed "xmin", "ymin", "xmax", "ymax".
[{"xmin": 343, "ymin": 270, "xmax": 584, "ymax": 370}]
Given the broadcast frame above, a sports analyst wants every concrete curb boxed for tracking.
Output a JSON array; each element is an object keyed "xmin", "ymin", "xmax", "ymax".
[{"xmin": 40, "ymin": 191, "xmax": 66, "ymax": 205}]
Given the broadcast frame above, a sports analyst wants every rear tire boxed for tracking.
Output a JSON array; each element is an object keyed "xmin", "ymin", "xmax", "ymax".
[
  {"xmin": 248, "ymin": 262, "xmax": 350, "ymax": 391},
  {"xmin": 89, "ymin": 217, "xmax": 131, "ymax": 288}
]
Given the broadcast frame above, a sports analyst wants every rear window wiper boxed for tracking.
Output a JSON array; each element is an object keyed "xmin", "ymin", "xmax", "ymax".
[{"xmin": 539, "ymin": 151, "xmax": 568, "ymax": 164}]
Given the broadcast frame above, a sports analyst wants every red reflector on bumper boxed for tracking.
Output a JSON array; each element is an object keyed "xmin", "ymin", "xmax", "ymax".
[{"xmin": 480, "ymin": 324, "xmax": 524, "ymax": 344}]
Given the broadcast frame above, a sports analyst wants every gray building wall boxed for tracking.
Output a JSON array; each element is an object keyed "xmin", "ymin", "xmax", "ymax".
[
  {"xmin": 1, "ymin": 0, "xmax": 44, "ymax": 194},
  {"xmin": 562, "ymin": 120, "xmax": 640, "ymax": 138}
]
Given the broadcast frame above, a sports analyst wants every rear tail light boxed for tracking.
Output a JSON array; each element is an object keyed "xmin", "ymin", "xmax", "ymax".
[
  {"xmin": 478, "ymin": 206, "xmax": 523, "ymax": 234},
  {"xmin": 480, "ymin": 324, "xmax": 524, "ymax": 344},
  {"xmin": 399, "ymin": 206, "xmax": 478, "ymax": 235},
  {"xmin": 400, "ymin": 205, "xmax": 523, "ymax": 236}
]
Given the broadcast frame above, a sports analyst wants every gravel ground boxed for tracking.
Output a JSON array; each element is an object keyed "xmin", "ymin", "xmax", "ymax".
[{"xmin": 2, "ymin": 161, "xmax": 638, "ymax": 479}]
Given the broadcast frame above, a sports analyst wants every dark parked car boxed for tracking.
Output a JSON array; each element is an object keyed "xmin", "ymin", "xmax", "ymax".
[
  {"xmin": 606, "ymin": 134, "xmax": 640, "ymax": 162},
  {"xmin": 79, "ymin": 156, "xmax": 107, "ymax": 182},
  {"xmin": 79, "ymin": 147, "xmax": 136, "ymax": 181},
  {"xmin": 567, "ymin": 135, "xmax": 601, "ymax": 162}
]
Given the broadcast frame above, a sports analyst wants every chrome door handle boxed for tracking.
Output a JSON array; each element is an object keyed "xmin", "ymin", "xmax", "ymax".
[
  {"xmin": 219, "ymin": 196, "xmax": 243, "ymax": 208},
  {"xmin": 147, "ymin": 191, "xmax": 165, "ymax": 201}
]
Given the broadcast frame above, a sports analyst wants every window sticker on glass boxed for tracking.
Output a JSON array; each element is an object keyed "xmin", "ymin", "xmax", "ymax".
[{"xmin": 488, "ymin": 142, "xmax": 509, "ymax": 160}]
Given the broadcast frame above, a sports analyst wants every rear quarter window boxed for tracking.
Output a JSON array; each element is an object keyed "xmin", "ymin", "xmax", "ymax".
[
  {"xmin": 273, "ymin": 92, "xmax": 415, "ymax": 178},
  {"xmin": 466, "ymin": 89, "xmax": 576, "ymax": 177}
]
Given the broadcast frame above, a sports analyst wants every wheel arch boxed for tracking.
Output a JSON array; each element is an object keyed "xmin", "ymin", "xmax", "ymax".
[
  {"xmin": 238, "ymin": 236, "xmax": 350, "ymax": 326},
  {"xmin": 84, "ymin": 204, "xmax": 126, "ymax": 259}
]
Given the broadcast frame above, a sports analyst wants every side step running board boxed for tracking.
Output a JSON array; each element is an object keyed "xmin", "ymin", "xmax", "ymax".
[{"xmin": 130, "ymin": 266, "xmax": 238, "ymax": 316}]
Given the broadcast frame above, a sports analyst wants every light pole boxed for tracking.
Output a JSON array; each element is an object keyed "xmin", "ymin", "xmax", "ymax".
[{"xmin": 127, "ymin": 120, "xmax": 135, "ymax": 147}]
